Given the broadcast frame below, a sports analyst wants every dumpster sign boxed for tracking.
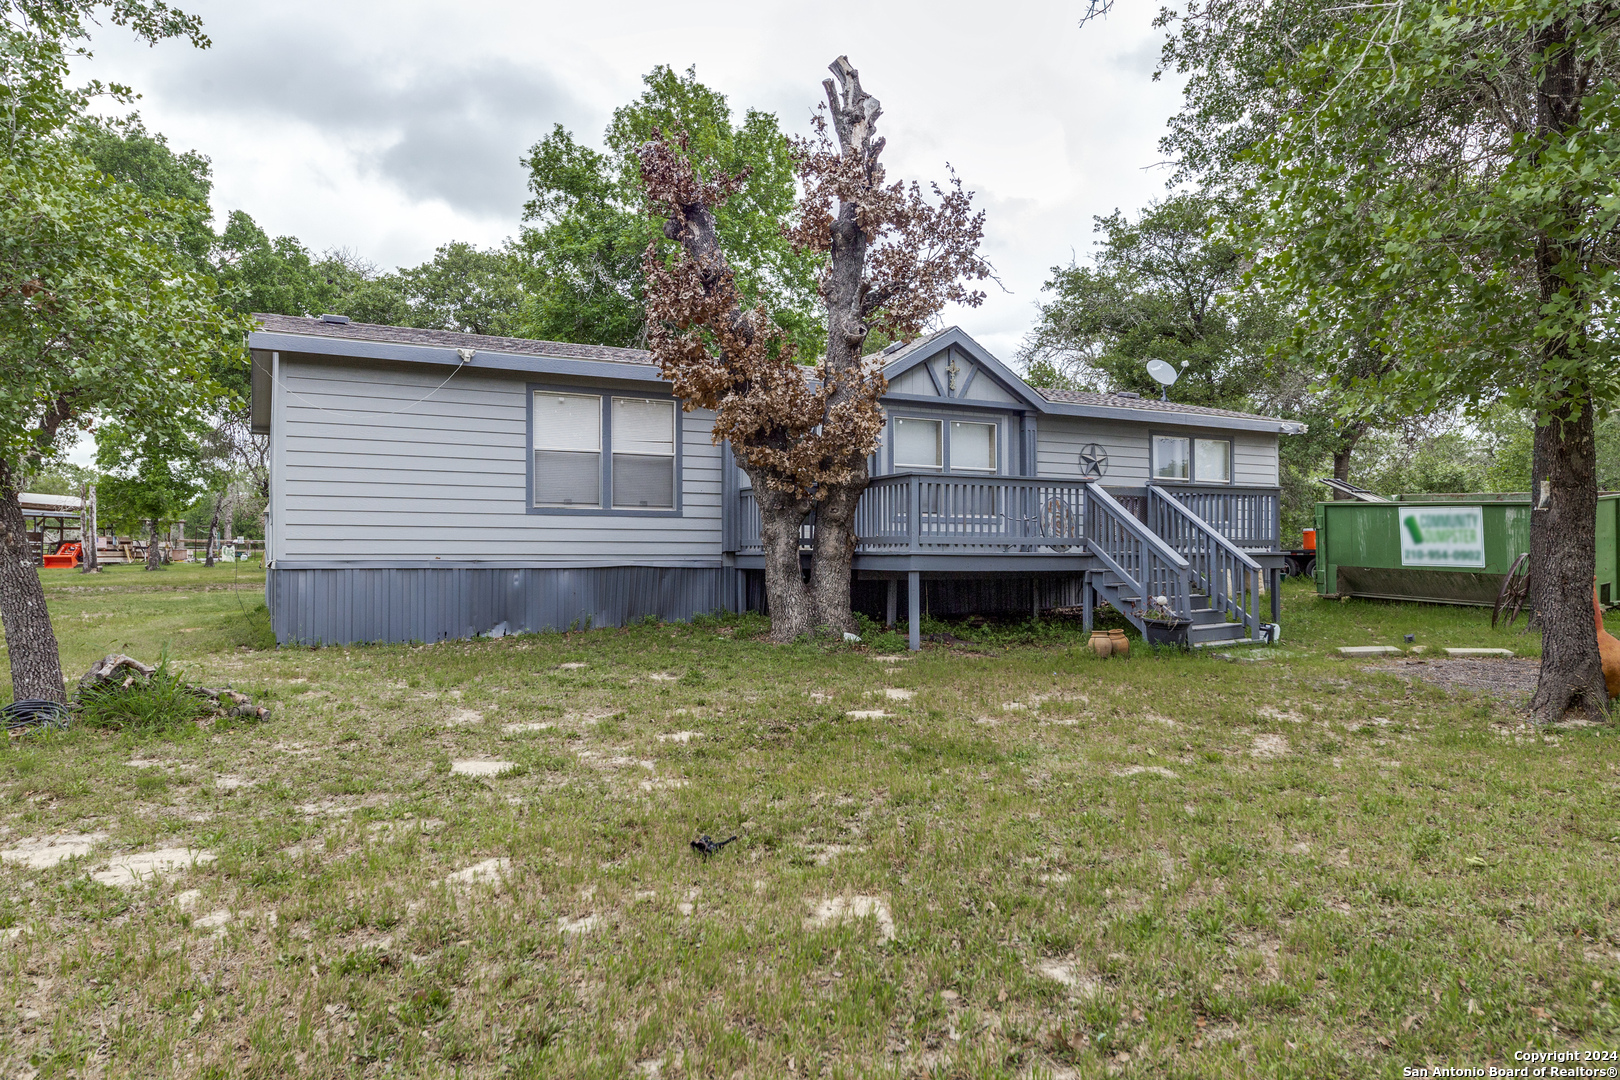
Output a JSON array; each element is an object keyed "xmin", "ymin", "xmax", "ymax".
[{"xmin": 1398, "ymin": 506, "xmax": 1486, "ymax": 567}]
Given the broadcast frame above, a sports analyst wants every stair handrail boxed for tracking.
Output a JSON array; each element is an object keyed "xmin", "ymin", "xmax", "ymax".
[
  {"xmin": 1084, "ymin": 482, "xmax": 1192, "ymax": 620},
  {"xmin": 1148, "ymin": 486, "xmax": 1263, "ymax": 638}
]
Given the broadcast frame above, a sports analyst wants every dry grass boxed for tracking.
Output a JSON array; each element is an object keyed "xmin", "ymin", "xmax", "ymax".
[{"xmin": 0, "ymin": 564, "xmax": 1613, "ymax": 1078}]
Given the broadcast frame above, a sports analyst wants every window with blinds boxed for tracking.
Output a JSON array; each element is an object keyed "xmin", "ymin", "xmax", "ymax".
[
  {"xmin": 950, "ymin": 421, "xmax": 996, "ymax": 471},
  {"xmin": 611, "ymin": 397, "xmax": 675, "ymax": 509},
  {"xmin": 893, "ymin": 417, "xmax": 942, "ymax": 469},
  {"xmin": 533, "ymin": 391, "xmax": 602, "ymax": 507}
]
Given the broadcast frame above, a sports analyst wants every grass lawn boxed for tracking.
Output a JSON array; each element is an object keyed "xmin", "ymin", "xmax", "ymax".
[{"xmin": 0, "ymin": 563, "xmax": 1616, "ymax": 1078}]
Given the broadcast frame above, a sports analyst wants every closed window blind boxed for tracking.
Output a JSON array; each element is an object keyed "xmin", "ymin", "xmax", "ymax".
[
  {"xmin": 611, "ymin": 397, "xmax": 675, "ymax": 509},
  {"xmin": 951, "ymin": 421, "xmax": 996, "ymax": 471},
  {"xmin": 1194, "ymin": 438, "xmax": 1231, "ymax": 483},
  {"xmin": 894, "ymin": 417, "xmax": 942, "ymax": 468},
  {"xmin": 534, "ymin": 392, "xmax": 601, "ymax": 507}
]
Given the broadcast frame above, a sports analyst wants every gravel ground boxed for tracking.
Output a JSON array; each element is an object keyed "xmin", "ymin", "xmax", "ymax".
[{"xmin": 1365, "ymin": 657, "xmax": 1542, "ymax": 705}]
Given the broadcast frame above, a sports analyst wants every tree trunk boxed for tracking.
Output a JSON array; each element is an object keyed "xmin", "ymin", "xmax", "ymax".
[
  {"xmin": 1330, "ymin": 420, "xmax": 1367, "ymax": 499},
  {"xmin": 145, "ymin": 518, "xmax": 162, "ymax": 571},
  {"xmin": 1526, "ymin": 16, "xmax": 1606, "ymax": 724},
  {"xmin": 0, "ymin": 470, "xmax": 67, "ymax": 705},
  {"xmin": 808, "ymin": 476, "xmax": 865, "ymax": 635},
  {"xmin": 204, "ymin": 489, "xmax": 223, "ymax": 568},
  {"xmin": 748, "ymin": 462, "xmax": 815, "ymax": 641},
  {"xmin": 79, "ymin": 483, "xmax": 97, "ymax": 573},
  {"xmin": 1528, "ymin": 399, "xmax": 1607, "ymax": 722}
]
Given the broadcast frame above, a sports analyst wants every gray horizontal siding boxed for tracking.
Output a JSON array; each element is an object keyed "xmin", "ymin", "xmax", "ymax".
[
  {"xmin": 1037, "ymin": 417, "xmax": 1151, "ymax": 482},
  {"xmin": 273, "ymin": 357, "xmax": 722, "ymax": 566},
  {"xmin": 1037, "ymin": 417, "xmax": 1280, "ymax": 486},
  {"xmin": 269, "ymin": 565, "xmax": 739, "ymax": 645},
  {"xmin": 1233, "ymin": 433, "xmax": 1280, "ymax": 486}
]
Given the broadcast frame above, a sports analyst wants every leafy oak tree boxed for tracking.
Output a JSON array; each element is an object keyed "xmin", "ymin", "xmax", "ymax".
[
  {"xmin": 1019, "ymin": 194, "xmax": 1280, "ymax": 409},
  {"xmin": 640, "ymin": 57, "xmax": 993, "ymax": 639},
  {"xmin": 0, "ymin": 0, "xmax": 242, "ymax": 704},
  {"xmin": 1181, "ymin": 1, "xmax": 1620, "ymax": 721},
  {"xmin": 521, "ymin": 65, "xmax": 820, "ymax": 352}
]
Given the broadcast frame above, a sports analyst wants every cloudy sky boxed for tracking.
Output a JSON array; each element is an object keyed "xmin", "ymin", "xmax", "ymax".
[{"xmin": 78, "ymin": 0, "xmax": 1187, "ymax": 363}]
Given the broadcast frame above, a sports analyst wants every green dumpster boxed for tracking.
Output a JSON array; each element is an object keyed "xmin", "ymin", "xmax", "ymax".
[{"xmin": 1314, "ymin": 493, "xmax": 1620, "ymax": 606}]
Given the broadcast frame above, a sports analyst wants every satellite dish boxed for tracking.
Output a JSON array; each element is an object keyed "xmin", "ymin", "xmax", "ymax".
[{"xmin": 1145, "ymin": 359, "xmax": 1179, "ymax": 400}]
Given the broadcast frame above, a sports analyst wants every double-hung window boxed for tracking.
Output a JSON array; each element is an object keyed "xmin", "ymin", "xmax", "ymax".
[
  {"xmin": 611, "ymin": 396, "xmax": 675, "ymax": 509},
  {"xmin": 531, "ymin": 390, "xmax": 677, "ymax": 511},
  {"xmin": 893, "ymin": 417, "xmax": 942, "ymax": 469},
  {"xmin": 950, "ymin": 421, "xmax": 996, "ymax": 472},
  {"xmin": 533, "ymin": 391, "xmax": 602, "ymax": 507}
]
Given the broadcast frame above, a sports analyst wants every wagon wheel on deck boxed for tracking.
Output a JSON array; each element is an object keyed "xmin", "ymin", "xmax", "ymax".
[
  {"xmin": 1042, "ymin": 497, "xmax": 1077, "ymax": 552},
  {"xmin": 1491, "ymin": 552, "xmax": 1532, "ymax": 630}
]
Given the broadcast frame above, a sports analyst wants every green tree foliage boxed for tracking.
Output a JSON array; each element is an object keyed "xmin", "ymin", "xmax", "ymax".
[
  {"xmin": 517, "ymin": 65, "xmax": 820, "ymax": 352},
  {"xmin": 1162, "ymin": 0, "xmax": 1620, "ymax": 719},
  {"xmin": 0, "ymin": 0, "xmax": 240, "ymax": 701},
  {"xmin": 395, "ymin": 241, "xmax": 524, "ymax": 336},
  {"xmin": 70, "ymin": 116, "xmax": 213, "ymax": 269},
  {"xmin": 1019, "ymin": 194, "xmax": 1280, "ymax": 408},
  {"xmin": 96, "ymin": 414, "xmax": 223, "ymax": 568}
]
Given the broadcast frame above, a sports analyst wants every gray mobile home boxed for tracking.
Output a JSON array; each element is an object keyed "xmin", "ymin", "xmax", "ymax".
[{"xmin": 250, "ymin": 315, "xmax": 1304, "ymax": 649}]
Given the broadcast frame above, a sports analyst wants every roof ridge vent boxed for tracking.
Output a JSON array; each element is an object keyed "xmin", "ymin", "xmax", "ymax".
[
  {"xmin": 881, "ymin": 340, "xmax": 908, "ymax": 355},
  {"xmin": 320, "ymin": 313, "xmax": 351, "ymax": 325},
  {"xmin": 1114, "ymin": 390, "xmax": 1140, "ymax": 399}
]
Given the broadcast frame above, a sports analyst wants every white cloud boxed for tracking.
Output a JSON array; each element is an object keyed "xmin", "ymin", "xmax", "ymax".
[{"xmin": 78, "ymin": 0, "xmax": 1186, "ymax": 362}]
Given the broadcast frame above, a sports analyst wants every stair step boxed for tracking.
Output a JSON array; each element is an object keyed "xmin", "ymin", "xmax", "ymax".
[{"xmin": 1188, "ymin": 622, "xmax": 1251, "ymax": 643}]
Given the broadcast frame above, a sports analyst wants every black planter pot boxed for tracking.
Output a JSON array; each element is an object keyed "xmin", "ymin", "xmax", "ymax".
[{"xmin": 1143, "ymin": 620, "xmax": 1190, "ymax": 649}]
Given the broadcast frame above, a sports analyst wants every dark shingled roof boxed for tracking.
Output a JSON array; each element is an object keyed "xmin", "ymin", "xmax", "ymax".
[
  {"xmin": 1036, "ymin": 386, "xmax": 1293, "ymax": 426},
  {"xmin": 252, "ymin": 313, "xmax": 655, "ymax": 366}
]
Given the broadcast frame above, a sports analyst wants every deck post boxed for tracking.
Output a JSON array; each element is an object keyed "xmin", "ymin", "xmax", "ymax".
[
  {"xmin": 886, "ymin": 578, "xmax": 897, "ymax": 628},
  {"xmin": 907, "ymin": 571, "xmax": 921, "ymax": 651},
  {"xmin": 1082, "ymin": 572, "xmax": 1094, "ymax": 633},
  {"xmin": 1270, "ymin": 567, "xmax": 1281, "ymax": 625},
  {"xmin": 1032, "ymin": 579, "xmax": 1040, "ymax": 621}
]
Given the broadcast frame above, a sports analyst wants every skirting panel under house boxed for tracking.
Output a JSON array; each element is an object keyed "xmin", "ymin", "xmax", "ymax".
[{"xmin": 267, "ymin": 565, "xmax": 740, "ymax": 645}]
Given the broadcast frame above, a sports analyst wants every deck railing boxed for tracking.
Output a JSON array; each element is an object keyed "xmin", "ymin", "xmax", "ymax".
[
  {"xmin": 729, "ymin": 474, "xmax": 1281, "ymax": 557},
  {"xmin": 1084, "ymin": 484, "xmax": 1192, "ymax": 620},
  {"xmin": 1154, "ymin": 483, "xmax": 1280, "ymax": 550},
  {"xmin": 734, "ymin": 473, "xmax": 1091, "ymax": 554},
  {"xmin": 1147, "ymin": 486, "xmax": 1263, "ymax": 637}
]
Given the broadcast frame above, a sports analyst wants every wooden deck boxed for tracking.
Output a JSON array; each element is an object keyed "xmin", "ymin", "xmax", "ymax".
[
  {"xmin": 724, "ymin": 474, "xmax": 1285, "ymax": 650},
  {"xmin": 726, "ymin": 473, "xmax": 1280, "ymax": 558}
]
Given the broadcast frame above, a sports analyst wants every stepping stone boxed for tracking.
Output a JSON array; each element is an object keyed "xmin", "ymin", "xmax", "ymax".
[
  {"xmin": 656, "ymin": 731, "xmax": 702, "ymax": 743},
  {"xmin": 502, "ymin": 723, "xmax": 553, "ymax": 734},
  {"xmin": 1336, "ymin": 646, "xmax": 1402, "ymax": 656},
  {"xmin": 846, "ymin": 710, "xmax": 889, "ymax": 720},
  {"xmin": 1443, "ymin": 648, "xmax": 1515, "ymax": 658},
  {"xmin": 883, "ymin": 688, "xmax": 914, "ymax": 701}
]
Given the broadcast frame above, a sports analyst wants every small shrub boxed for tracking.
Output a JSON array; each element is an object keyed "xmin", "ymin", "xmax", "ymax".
[{"xmin": 74, "ymin": 659, "xmax": 215, "ymax": 733}]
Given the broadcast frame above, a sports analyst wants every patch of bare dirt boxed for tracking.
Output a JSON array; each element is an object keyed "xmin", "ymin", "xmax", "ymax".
[{"xmin": 1365, "ymin": 657, "xmax": 1541, "ymax": 705}]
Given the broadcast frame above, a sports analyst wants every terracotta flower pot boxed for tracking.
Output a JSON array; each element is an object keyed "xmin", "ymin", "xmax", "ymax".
[
  {"xmin": 1108, "ymin": 629, "xmax": 1130, "ymax": 659},
  {"xmin": 1088, "ymin": 630, "xmax": 1113, "ymax": 659}
]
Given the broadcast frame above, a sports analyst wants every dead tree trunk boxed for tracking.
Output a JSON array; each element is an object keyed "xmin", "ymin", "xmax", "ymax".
[
  {"xmin": 0, "ymin": 467, "xmax": 67, "ymax": 704},
  {"xmin": 799, "ymin": 59, "xmax": 886, "ymax": 634}
]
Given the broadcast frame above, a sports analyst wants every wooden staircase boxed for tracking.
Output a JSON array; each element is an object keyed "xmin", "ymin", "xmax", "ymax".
[{"xmin": 1083, "ymin": 484, "xmax": 1266, "ymax": 646}]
